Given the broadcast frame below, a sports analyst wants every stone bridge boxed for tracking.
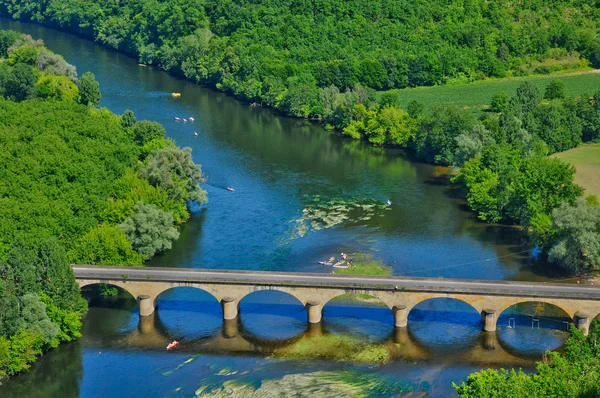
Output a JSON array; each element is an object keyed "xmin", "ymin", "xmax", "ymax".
[{"xmin": 73, "ymin": 265, "xmax": 600, "ymax": 334}]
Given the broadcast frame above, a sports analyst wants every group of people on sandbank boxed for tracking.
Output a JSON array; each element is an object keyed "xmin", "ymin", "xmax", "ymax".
[{"xmin": 319, "ymin": 252, "xmax": 353, "ymax": 269}]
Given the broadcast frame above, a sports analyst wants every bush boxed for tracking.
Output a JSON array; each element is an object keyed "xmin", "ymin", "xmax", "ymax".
[
  {"xmin": 68, "ymin": 224, "xmax": 144, "ymax": 266},
  {"xmin": 35, "ymin": 75, "xmax": 79, "ymax": 101},
  {"xmin": 78, "ymin": 71, "xmax": 101, "ymax": 106},
  {"xmin": 544, "ymin": 79, "xmax": 566, "ymax": 100},
  {"xmin": 119, "ymin": 202, "xmax": 180, "ymax": 259},
  {"xmin": 132, "ymin": 120, "xmax": 165, "ymax": 145},
  {"xmin": 141, "ymin": 146, "xmax": 207, "ymax": 204}
]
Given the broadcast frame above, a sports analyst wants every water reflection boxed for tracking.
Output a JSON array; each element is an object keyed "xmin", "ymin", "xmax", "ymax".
[
  {"xmin": 239, "ymin": 290, "xmax": 307, "ymax": 342},
  {"xmin": 77, "ymin": 293, "xmax": 565, "ymax": 367},
  {"xmin": 408, "ymin": 299, "xmax": 481, "ymax": 354},
  {"xmin": 497, "ymin": 302, "xmax": 572, "ymax": 357}
]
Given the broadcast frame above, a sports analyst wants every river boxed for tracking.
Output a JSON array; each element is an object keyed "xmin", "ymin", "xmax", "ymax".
[{"xmin": 0, "ymin": 18, "xmax": 577, "ymax": 397}]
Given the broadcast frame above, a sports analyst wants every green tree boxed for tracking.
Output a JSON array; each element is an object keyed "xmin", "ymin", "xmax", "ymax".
[
  {"xmin": 119, "ymin": 202, "xmax": 180, "ymax": 259},
  {"xmin": 35, "ymin": 75, "xmax": 79, "ymax": 101},
  {"xmin": 515, "ymin": 81, "xmax": 541, "ymax": 114},
  {"xmin": 415, "ymin": 105, "xmax": 474, "ymax": 164},
  {"xmin": 507, "ymin": 156, "xmax": 583, "ymax": 226},
  {"xmin": 68, "ymin": 225, "xmax": 144, "ymax": 266},
  {"xmin": 544, "ymin": 79, "xmax": 566, "ymax": 100},
  {"xmin": 16, "ymin": 294, "xmax": 59, "ymax": 348},
  {"xmin": 7, "ymin": 45, "xmax": 39, "ymax": 66},
  {"xmin": 454, "ymin": 123, "xmax": 494, "ymax": 166},
  {"xmin": 490, "ymin": 91, "xmax": 508, "ymax": 113},
  {"xmin": 132, "ymin": 120, "xmax": 165, "ymax": 145},
  {"xmin": 140, "ymin": 146, "xmax": 207, "ymax": 204},
  {"xmin": 0, "ymin": 30, "xmax": 20, "ymax": 58},
  {"xmin": 2, "ymin": 63, "xmax": 36, "ymax": 101},
  {"xmin": 78, "ymin": 71, "xmax": 101, "ymax": 107},
  {"xmin": 548, "ymin": 199, "xmax": 600, "ymax": 273},
  {"xmin": 121, "ymin": 109, "xmax": 137, "ymax": 128}
]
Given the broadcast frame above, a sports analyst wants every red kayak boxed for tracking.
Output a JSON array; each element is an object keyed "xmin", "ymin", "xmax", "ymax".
[{"xmin": 166, "ymin": 340, "xmax": 179, "ymax": 350}]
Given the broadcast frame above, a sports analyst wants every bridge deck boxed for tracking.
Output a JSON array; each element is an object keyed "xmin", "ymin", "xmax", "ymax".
[{"xmin": 72, "ymin": 265, "xmax": 600, "ymax": 301}]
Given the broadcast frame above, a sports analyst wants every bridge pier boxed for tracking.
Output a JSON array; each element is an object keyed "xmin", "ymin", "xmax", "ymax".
[
  {"xmin": 306, "ymin": 301, "xmax": 322, "ymax": 323},
  {"xmin": 481, "ymin": 309, "xmax": 497, "ymax": 332},
  {"xmin": 138, "ymin": 294, "xmax": 155, "ymax": 317},
  {"xmin": 221, "ymin": 297, "xmax": 239, "ymax": 320},
  {"xmin": 575, "ymin": 313, "xmax": 590, "ymax": 335},
  {"xmin": 306, "ymin": 322, "xmax": 323, "ymax": 337},
  {"xmin": 393, "ymin": 305, "xmax": 408, "ymax": 328},
  {"xmin": 222, "ymin": 318, "xmax": 239, "ymax": 338},
  {"xmin": 138, "ymin": 312, "xmax": 156, "ymax": 334},
  {"xmin": 481, "ymin": 331, "xmax": 499, "ymax": 350}
]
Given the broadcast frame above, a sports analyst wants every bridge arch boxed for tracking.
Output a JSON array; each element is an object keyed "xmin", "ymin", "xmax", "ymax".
[
  {"xmin": 78, "ymin": 280, "xmax": 138, "ymax": 302},
  {"xmin": 323, "ymin": 290, "xmax": 393, "ymax": 310},
  {"xmin": 154, "ymin": 285, "xmax": 221, "ymax": 309},
  {"xmin": 406, "ymin": 297, "xmax": 482, "ymax": 352},
  {"xmin": 237, "ymin": 289, "xmax": 308, "ymax": 340},
  {"xmin": 496, "ymin": 299, "xmax": 575, "ymax": 323},
  {"xmin": 322, "ymin": 292, "xmax": 395, "ymax": 341}
]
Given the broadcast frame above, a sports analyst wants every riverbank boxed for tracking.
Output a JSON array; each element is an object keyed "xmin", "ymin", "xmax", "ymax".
[
  {"xmin": 0, "ymin": 29, "xmax": 208, "ymax": 379},
  {"xmin": 0, "ymin": 19, "xmax": 580, "ymax": 398}
]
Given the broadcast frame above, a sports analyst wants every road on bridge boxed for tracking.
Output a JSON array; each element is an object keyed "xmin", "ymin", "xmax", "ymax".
[{"xmin": 72, "ymin": 265, "xmax": 600, "ymax": 300}]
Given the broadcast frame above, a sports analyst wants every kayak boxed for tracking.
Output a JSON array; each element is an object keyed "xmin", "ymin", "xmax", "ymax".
[
  {"xmin": 166, "ymin": 340, "xmax": 179, "ymax": 350},
  {"xmin": 333, "ymin": 262, "xmax": 349, "ymax": 269},
  {"xmin": 318, "ymin": 261, "xmax": 333, "ymax": 266},
  {"xmin": 226, "ymin": 187, "xmax": 235, "ymax": 192}
]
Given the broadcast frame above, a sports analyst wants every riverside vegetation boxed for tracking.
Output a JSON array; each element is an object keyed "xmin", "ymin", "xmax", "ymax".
[
  {"xmin": 1, "ymin": 0, "xmax": 599, "ymax": 117},
  {"xmin": 2, "ymin": 0, "xmax": 599, "ymax": 276},
  {"xmin": 2, "ymin": 1, "xmax": 600, "ymax": 392},
  {"xmin": 455, "ymin": 320, "xmax": 600, "ymax": 397},
  {"xmin": 0, "ymin": 30, "xmax": 206, "ymax": 378}
]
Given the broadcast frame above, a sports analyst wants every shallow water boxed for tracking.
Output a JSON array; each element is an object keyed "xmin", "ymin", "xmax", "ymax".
[{"xmin": 0, "ymin": 17, "xmax": 578, "ymax": 397}]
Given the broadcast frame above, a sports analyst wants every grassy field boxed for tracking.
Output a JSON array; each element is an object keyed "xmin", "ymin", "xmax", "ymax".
[
  {"xmin": 553, "ymin": 144, "xmax": 600, "ymax": 198},
  {"xmin": 397, "ymin": 70, "xmax": 600, "ymax": 111}
]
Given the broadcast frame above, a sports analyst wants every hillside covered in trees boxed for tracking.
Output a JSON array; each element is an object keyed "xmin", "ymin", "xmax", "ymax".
[
  {"xmin": 0, "ymin": 30, "xmax": 207, "ymax": 378},
  {"xmin": 1, "ymin": 0, "xmax": 599, "ymax": 118}
]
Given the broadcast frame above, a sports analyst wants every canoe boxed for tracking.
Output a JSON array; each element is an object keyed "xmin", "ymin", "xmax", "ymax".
[
  {"xmin": 333, "ymin": 262, "xmax": 349, "ymax": 269},
  {"xmin": 166, "ymin": 340, "xmax": 179, "ymax": 350}
]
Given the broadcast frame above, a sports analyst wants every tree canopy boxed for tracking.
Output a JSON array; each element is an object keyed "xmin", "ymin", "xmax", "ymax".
[
  {"xmin": 0, "ymin": 30, "xmax": 208, "ymax": 378},
  {"xmin": 455, "ymin": 321, "xmax": 600, "ymax": 397},
  {"xmin": 1, "ymin": 0, "xmax": 599, "ymax": 120}
]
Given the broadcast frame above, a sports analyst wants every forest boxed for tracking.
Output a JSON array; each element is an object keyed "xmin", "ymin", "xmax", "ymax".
[
  {"xmin": 0, "ymin": 30, "xmax": 207, "ymax": 377},
  {"xmin": 1, "ymin": 0, "xmax": 599, "ymax": 118},
  {"xmin": 1, "ymin": 2, "xmax": 598, "ymax": 268}
]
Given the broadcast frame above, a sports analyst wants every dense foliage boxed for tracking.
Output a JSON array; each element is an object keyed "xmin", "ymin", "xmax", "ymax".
[
  {"xmin": 546, "ymin": 199, "xmax": 600, "ymax": 273},
  {"xmin": 454, "ymin": 320, "xmax": 600, "ymax": 397},
  {"xmin": 0, "ymin": 30, "xmax": 207, "ymax": 378},
  {"xmin": 1, "ymin": 0, "xmax": 599, "ymax": 119}
]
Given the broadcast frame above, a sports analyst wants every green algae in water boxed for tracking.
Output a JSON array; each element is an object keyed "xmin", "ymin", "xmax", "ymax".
[
  {"xmin": 290, "ymin": 196, "xmax": 390, "ymax": 239},
  {"xmin": 195, "ymin": 369, "xmax": 412, "ymax": 397},
  {"xmin": 272, "ymin": 334, "xmax": 393, "ymax": 363},
  {"xmin": 162, "ymin": 354, "xmax": 200, "ymax": 377}
]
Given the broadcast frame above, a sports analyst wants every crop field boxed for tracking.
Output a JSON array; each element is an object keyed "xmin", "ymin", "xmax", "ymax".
[
  {"xmin": 553, "ymin": 144, "xmax": 600, "ymax": 199},
  {"xmin": 397, "ymin": 70, "xmax": 600, "ymax": 111}
]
